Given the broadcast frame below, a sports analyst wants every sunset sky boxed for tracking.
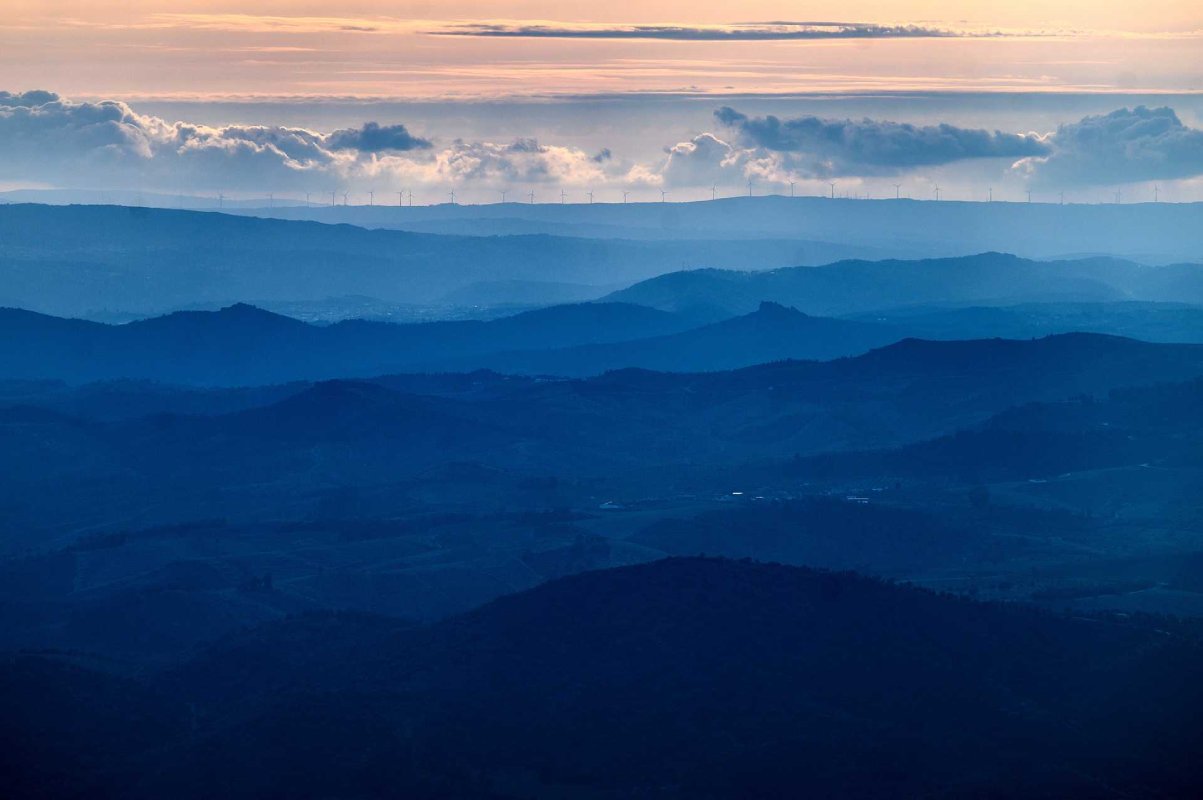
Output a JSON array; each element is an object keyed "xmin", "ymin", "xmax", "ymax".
[
  {"xmin": 2, "ymin": 1, "xmax": 1201, "ymax": 202},
  {"xmin": 6, "ymin": 1, "xmax": 1202, "ymax": 97}
]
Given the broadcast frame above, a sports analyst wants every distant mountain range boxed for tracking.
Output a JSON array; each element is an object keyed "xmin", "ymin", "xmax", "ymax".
[
  {"xmin": 606, "ymin": 252, "xmax": 1203, "ymax": 318},
  {"xmin": 0, "ymin": 300, "xmax": 908, "ymax": 385},
  {"xmin": 0, "ymin": 204, "xmax": 884, "ymax": 319},
  {"xmin": 8, "ymin": 249, "xmax": 1203, "ymax": 385},
  {"xmin": 442, "ymin": 301, "xmax": 902, "ymax": 376},
  {"xmin": 6, "ymin": 204, "xmax": 1202, "ymax": 322},
  {"xmin": 477, "ymin": 298, "xmax": 1203, "ymax": 376},
  {"xmin": 206, "ymin": 193, "xmax": 1203, "ymax": 263},
  {"xmin": 8, "ymin": 191, "xmax": 1203, "ymax": 264},
  {"xmin": 0, "ymin": 301, "xmax": 695, "ymax": 385},
  {"xmin": 851, "ymin": 300, "xmax": 1203, "ymax": 344}
]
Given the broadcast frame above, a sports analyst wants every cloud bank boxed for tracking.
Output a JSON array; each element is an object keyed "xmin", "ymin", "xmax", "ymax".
[
  {"xmin": 434, "ymin": 21, "xmax": 1000, "ymax": 41},
  {"xmin": 0, "ymin": 91, "xmax": 620, "ymax": 193},
  {"xmin": 1016, "ymin": 106, "xmax": 1203, "ymax": 188},
  {"xmin": 2, "ymin": 92, "xmax": 1201, "ymax": 198},
  {"xmin": 661, "ymin": 106, "xmax": 1203, "ymax": 190},
  {"xmin": 714, "ymin": 107, "xmax": 1050, "ymax": 177}
]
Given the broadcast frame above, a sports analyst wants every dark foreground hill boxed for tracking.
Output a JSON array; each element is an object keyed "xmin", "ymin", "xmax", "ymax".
[{"xmin": 3, "ymin": 558, "xmax": 1200, "ymax": 799}]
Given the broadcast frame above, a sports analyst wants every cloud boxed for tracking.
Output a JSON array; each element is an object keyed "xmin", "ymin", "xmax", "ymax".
[
  {"xmin": 0, "ymin": 90, "xmax": 61, "ymax": 107},
  {"xmin": 6, "ymin": 91, "xmax": 1199, "ymax": 198},
  {"xmin": 81, "ymin": 14, "xmax": 411, "ymax": 35},
  {"xmin": 433, "ymin": 21, "xmax": 1001, "ymax": 41},
  {"xmin": 0, "ymin": 93, "xmax": 159, "ymax": 165},
  {"xmin": 429, "ymin": 139, "xmax": 612, "ymax": 187},
  {"xmin": 326, "ymin": 122, "xmax": 431, "ymax": 153},
  {"xmin": 0, "ymin": 91, "xmax": 625, "ymax": 193},
  {"xmin": 656, "ymin": 131, "xmax": 820, "ymax": 190},
  {"xmin": 0, "ymin": 90, "xmax": 437, "ymax": 191},
  {"xmin": 659, "ymin": 133, "xmax": 746, "ymax": 188},
  {"xmin": 714, "ymin": 107, "xmax": 1049, "ymax": 177},
  {"xmin": 1015, "ymin": 106, "xmax": 1203, "ymax": 187}
]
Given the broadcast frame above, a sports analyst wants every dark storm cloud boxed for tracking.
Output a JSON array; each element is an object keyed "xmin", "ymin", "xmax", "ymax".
[
  {"xmin": 714, "ymin": 107, "xmax": 1049, "ymax": 176},
  {"xmin": 325, "ymin": 121, "xmax": 432, "ymax": 153}
]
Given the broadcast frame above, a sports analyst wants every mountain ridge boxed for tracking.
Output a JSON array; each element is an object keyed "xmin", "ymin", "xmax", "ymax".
[{"xmin": 605, "ymin": 251, "xmax": 1203, "ymax": 317}]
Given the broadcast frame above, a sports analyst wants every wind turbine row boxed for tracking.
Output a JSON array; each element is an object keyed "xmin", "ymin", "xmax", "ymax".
[{"xmin": 233, "ymin": 183, "xmax": 1168, "ymax": 208}]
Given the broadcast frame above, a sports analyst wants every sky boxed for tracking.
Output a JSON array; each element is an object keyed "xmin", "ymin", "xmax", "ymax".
[{"xmin": 1, "ymin": 1, "xmax": 1202, "ymax": 202}]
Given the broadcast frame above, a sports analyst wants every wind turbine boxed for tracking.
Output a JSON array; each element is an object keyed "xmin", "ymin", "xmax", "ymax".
[
  {"xmin": 1154, "ymin": 185, "xmax": 1159, "ymax": 203},
  {"xmin": 660, "ymin": 189, "xmax": 668, "ymax": 203},
  {"xmin": 368, "ymin": 190, "xmax": 374, "ymax": 206},
  {"xmin": 449, "ymin": 189, "xmax": 457, "ymax": 205},
  {"xmin": 330, "ymin": 191, "xmax": 336, "ymax": 207},
  {"xmin": 268, "ymin": 192, "xmax": 274, "ymax": 209},
  {"xmin": 789, "ymin": 180, "xmax": 795, "ymax": 198},
  {"xmin": 560, "ymin": 189, "xmax": 567, "ymax": 204},
  {"xmin": 622, "ymin": 191, "xmax": 630, "ymax": 204},
  {"xmin": 218, "ymin": 193, "xmax": 224, "ymax": 209},
  {"xmin": 342, "ymin": 192, "xmax": 349, "ymax": 206},
  {"xmin": 398, "ymin": 191, "xmax": 404, "ymax": 207},
  {"xmin": 529, "ymin": 190, "xmax": 535, "ymax": 204},
  {"xmin": 305, "ymin": 192, "xmax": 311, "ymax": 208},
  {"xmin": 747, "ymin": 179, "xmax": 753, "ymax": 197},
  {"xmin": 933, "ymin": 185, "xmax": 940, "ymax": 202},
  {"xmin": 711, "ymin": 185, "xmax": 717, "ymax": 201},
  {"xmin": 988, "ymin": 187, "xmax": 992, "ymax": 203},
  {"xmin": 407, "ymin": 190, "xmax": 414, "ymax": 207},
  {"xmin": 1026, "ymin": 190, "xmax": 1032, "ymax": 203},
  {"xmin": 829, "ymin": 182, "xmax": 836, "ymax": 199},
  {"xmin": 500, "ymin": 189, "xmax": 508, "ymax": 203},
  {"xmin": 893, "ymin": 183, "xmax": 901, "ymax": 199},
  {"xmin": 1059, "ymin": 191, "xmax": 1064, "ymax": 205},
  {"xmin": 588, "ymin": 190, "xmax": 594, "ymax": 204}
]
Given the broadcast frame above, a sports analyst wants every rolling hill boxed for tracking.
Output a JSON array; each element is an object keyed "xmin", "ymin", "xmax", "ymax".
[
  {"xmin": 11, "ymin": 192, "xmax": 1203, "ymax": 263},
  {"xmin": 224, "ymin": 194, "xmax": 1203, "ymax": 264},
  {"xmin": 0, "ymin": 301, "xmax": 696, "ymax": 385},
  {"xmin": 4, "ymin": 333, "xmax": 1203, "ymax": 548},
  {"xmin": 440, "ymin": 301, "xmax": 903, "ymax": 375},
  {"xmin": 0, "ymin": 204, "xmax": 890, "ymax": 319},
  {"xmin": 850, "ymin": 300, "xmax": 1203, "ymax": 344},
  {"xmin": 4, "ymin": 558, "xmax": 1200, "ymax": 798},
  {"xmin": 13, "ymin": 289, "xmax": 1203, "ymax": 387},
  {"xmin": 606, "ymin": 252, "xmax": 1203, "ymax": 318}
]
